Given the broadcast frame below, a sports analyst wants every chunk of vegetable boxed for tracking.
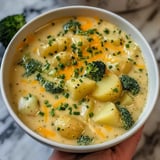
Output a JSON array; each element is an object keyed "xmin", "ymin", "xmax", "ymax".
[
  {"xmin": 77, "ymin": 135, "xmax": 93, "ymax": 145},
  {"xmin": 18, "ymin": 94, "xmax": 39, "ymax": 115},
  {"xmin": 54, "ymin": 115, "xmax": 85, "ymax": 139},
  {"xmin": 120, "ymin": 75, "xmax": 140, "ymax": 95},
  {"xmin": 18, "ymin": 56, "xmax": 42, "ymax": 77},
  {"xmin": 85, "ymin": 61, "xmax": 106, "ymax": 82},
  {"xmin": 93, "ymin": 102, "xmax": 122, "ymax": 127},
  {"xmin": 80, "ymin": 99, "xmax": 94, "ymax": 120},
  {"xmin": 0, "ymin": 14, "xmax": 26, "ymax": 48},
  {"xmin": 36, "ymin": 73, "xmax": 64, "ymax": 94},
  {"xmin": 71, "ymin": 35, "xmax": 89, "ymax": 49},
  {"xmin": 63, "ymin": 19, "xmax": 81, "ymax": 33},
  {"xmin": 57, "ymin": 37, "xmax": 70, "ymax": 51},
  {"xmin": 116, "ymin": 104, "xmax": 134, "ymax": 130},
  {"xmin": 51, "ymin": 51, "xmax": 72, "ymax": 66},
  {"xmin": 92, "ymin": 73, "xmax": 122, "ymax": 101},
  {"xmin": 124, "ymin": 43, "xmax": 141, "ymax": 58},
  {"xmin": 38, "ymin": 42, "xmax": 58, "ymax": 57},
  {"xmin": 107, "ymin": 55, "xmax": 133, "ymax": 75},
  {"xmin": 38, "ymin": 37, "xmax": 70, "ymax": 57},
  {"xmin": 119, "ymin": 93, "xmax": 133, "ymax": 106},
  {"xmin": 66, "ymin": 77, "xmax": 96, "ymax": 100}
]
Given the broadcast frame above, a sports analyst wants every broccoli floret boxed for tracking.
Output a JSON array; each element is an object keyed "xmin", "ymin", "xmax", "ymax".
[
  {"xmin": 77, "ymin": 135, "xmax": 93, "ymax": 145},
  {"xmin": 63, "ymin": 20, "xmax": 81, "ymax": 34},
  {"xmin": 85, "ymin": 61, "xmax": 106, "ymax": 81},
  {"xmin": 0, "ymin": 14, "xmax": 26, "ymax": 47},
  {"xmin": 36, "ymin": 73, "xmax": 64, "ymax": 94},
  {"xmin": 19, "ymin": 56, "xmax": 42, "ymax": 77},
  {"xmin": 120, "ymin": 75, "xmax": 140, "ymax": 95},
  {"xmin": 116, "ymin": 104, "xmax": 134, "ymax": 130}
]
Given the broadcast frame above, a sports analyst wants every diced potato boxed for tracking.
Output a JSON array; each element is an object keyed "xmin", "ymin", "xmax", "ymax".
[
  {"xmin": 18, "ymin": 94, "xmax": 39, "ymax": 115},
  {"xmin": 38, "ymin": 37, "xmax": 70, "ymax": 57},
  {"xmin": 56, "ymin": 37, "xmax": 70, "ymax": 51},
  {"xmin": 80, "ymin": 99, "xmax": 94, "ymax": 120},
  {"xmin": 103, "ymin": 30, "xmax": 125, "ymax": 46},
  {"xmin": 92, "ymin": 73, "xmax": 122, "ymax": 101},
  {"xmin": 93, "ymin": 102, "xmax": 122, "ymax": 127},
  {"xmin": 110, "ymin": 37, "xmax": 124, "ymax": 46},
  {"xmin": 54, "ymin": 115, "xmax": 85, "ymax": 139},
  {"xmin": 107, "ymin": 55, "xmax": 133, "ymax": 75},
  {"xmin": 38, "ymin": 42, "xmax": 58, "ymax": 57},
  {"xmin": 120, "ymin": 60, "xmax": 133, "ymax": 74},
  {"xmin": 66, "ymin": 77, "xmax": 96, "ymax": 100},
  {"xmin": 120, "ymin": 93, "xmax": 133, "ymax": 106},
  {"xmin": 71, "ymin": 35, "xmax": 89, "ymax": 49},
  {"xmin": 125, "ymin": 43, "xmax": 141, "ymax": 58},
  {"xmin": 51, "ymin": 51, "xmax": 72, "ymax": 66}
]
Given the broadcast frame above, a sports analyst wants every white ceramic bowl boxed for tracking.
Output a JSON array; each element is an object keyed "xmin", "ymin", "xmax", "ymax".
[{"xmin": 0, "ymin": 6, "xmax": 159, "ymax": 153}]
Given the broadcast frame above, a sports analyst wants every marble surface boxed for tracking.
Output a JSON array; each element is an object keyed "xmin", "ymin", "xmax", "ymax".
[{"xmin": 0, "ymin": 0, "xmax": 160, "ymax": 160}]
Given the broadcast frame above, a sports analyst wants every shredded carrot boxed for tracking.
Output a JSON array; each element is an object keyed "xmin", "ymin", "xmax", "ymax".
[
  {"xmin": 77, "ymin": 16, "xmax": 93, "ymax": 31},
  {"xmin": 93, "ymin": 16, "xmax": 99, "ymax": 22},
  {"xmin": 95, "ymin": 128, "xmax": 106, "ymax": 139},
  {"xmin": 136, "ymin": 64, "xmax": 145, "ymax": 69},
  {"xmin": 25, "ymin": 34, "xmax": 35, "ymax": 43},
  {"xmin": 36, "ymin": 127, "xmax": 55, "ymax": 138},
  {"xmin": 17, "ymin": 41, "xmax": 24, "ymax": 50},
  {"xmin": 58, "ymin": 65, "xmax": 74, "ymax": 80},
  {"xmin": 104, "ymin": 125, "xmax": 113, "ymax": 132},
  {"xmin": 53, "ymin": 98, "xmax": 67, "ymax": 108},
  {"xmin": 39, "ymin": 87, "xmax": 45, "ymax": 93},
  {"xmin": 105, "ymin": 42, "xmax": 123, "ymax": 53},
  {"xmin": 17, "ymin": 34, "xmax": 35, "ymax": 51},
  {"xmin": 33, "ymin": 47, "xmax": 38, "ymax": 54},
  {"xmin": 31, "ymin": 80, "xmax": 38, "ymax": 85},
  {"xmin": 20, "ymin": 79, "xmax": 28, "ymax": 83}
]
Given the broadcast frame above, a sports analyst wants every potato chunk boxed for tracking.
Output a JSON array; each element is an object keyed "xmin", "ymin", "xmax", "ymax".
[
  {"xmin": 54, "ymin": 115, "xmax": 85, "ymax": 139},
  {"xmin": 92, "ymin": 73, "xmax": 122, "ymax": 101},
  {"xmin": 18, "ymin": 94, "xmax": 39, "ymax": 115},
  {"xmin": 107, "ymin": 55, "xmax": 133, "ymax": 75},
  {"xmin": 66, "ymin": 77, "xmax": 96, "ymax": 100},
  {"xmin": 80, "ymin": 99, "xmax": 94, "ymax": 120},
  {"xmin": 71, "ymin": 35, "xmax": 89, "ymax": 49},
  {"xmin": 38, "ymin": 42, "xmax": 58, "ymax": 57},
  {"xmin": 93, "ymin": 102, "xmax": 122, "ymax": 127},
  {"xmin": 51, "ymin": 51, "xmax": 72, "ymax": 66},
  {"xmin": 38, "ymin": 37, "xmax": 70, "ymax": 57},
  {"xmin": 120, "ymin": 93, "xmax": 133, "ymax": 106}
]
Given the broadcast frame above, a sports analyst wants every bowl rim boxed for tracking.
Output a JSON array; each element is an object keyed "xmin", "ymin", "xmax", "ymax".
[{"xmin": 0, "ymin": 5, "xmax": 159, "ymax": 153}]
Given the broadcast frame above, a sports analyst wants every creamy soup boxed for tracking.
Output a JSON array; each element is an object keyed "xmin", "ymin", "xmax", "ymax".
[{"xmin": 9, "ymin": 16, "xmax": 148, "ymax": 145}]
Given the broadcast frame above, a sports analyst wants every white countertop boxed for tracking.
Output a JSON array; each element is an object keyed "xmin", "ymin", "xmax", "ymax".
[{"xmin": 0, "ymin": 0, "xmax": 160, "ymax": 160}]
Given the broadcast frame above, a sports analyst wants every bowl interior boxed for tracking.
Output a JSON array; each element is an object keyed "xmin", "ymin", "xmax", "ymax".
[{"xmin": 1, "ymin": 6, "xmax": 159, "ymax": 153}]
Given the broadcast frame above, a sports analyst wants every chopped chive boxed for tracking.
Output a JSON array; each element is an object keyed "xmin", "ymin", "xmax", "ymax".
[
  {"xmin": 73, "ymin": 111, "xmax": 80, "ymax": 115},
  {"xmin": 50, "ymin": 108, "xmax": 55, "ymax": 116},
  {"xmin": 89, "ymin": 112, "xmax": 94, "ymax": 118},
  {"xmin": 38, "ymin": 111, "xmax": 45, "ymax": 116}
]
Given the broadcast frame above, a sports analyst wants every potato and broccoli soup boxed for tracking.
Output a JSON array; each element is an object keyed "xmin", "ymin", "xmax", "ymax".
[{"xmin": 9, "ymin": 16, "xmax": 148, "ymax": 145}]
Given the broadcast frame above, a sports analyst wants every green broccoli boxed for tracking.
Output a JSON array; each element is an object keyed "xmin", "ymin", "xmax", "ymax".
[
  {"xmin": 18, "ymin": 56, "xmax": 42, "ymax": 77},
  {"xmin": 63, "ymin": 19, "xmax": 81, "ymax": 34},
  {"xmin": 120, "ymin": 75, "xmax": 140, "ymax": 95},
  {"xmin": 85, "ymin": 61, "xmax": 106, "ymax": 81},
  {"xmin": 77, "ymin": 135, "xmax": 93, "ymax": 145},
  {"xmin": 116, "ymin": 104, "xmax": 134, "ymax": 130},
  {"xmin": 0, "ymin": 14, "xmax": 26, "ymax": 48},
  {"xmin": 36, "ymin": 73, "xmax": 64, "ymax": 94}
]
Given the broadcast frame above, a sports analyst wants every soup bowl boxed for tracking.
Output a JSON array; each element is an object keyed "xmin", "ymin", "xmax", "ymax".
[{"xmin": 0, "ymin": 6, "xmax": 159, "ymax": 153}]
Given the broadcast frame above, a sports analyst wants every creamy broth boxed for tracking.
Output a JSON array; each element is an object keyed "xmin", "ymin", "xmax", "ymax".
[{"xmin": 9, "ymin": 16, "xmax": 148, "ymax": 145}]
